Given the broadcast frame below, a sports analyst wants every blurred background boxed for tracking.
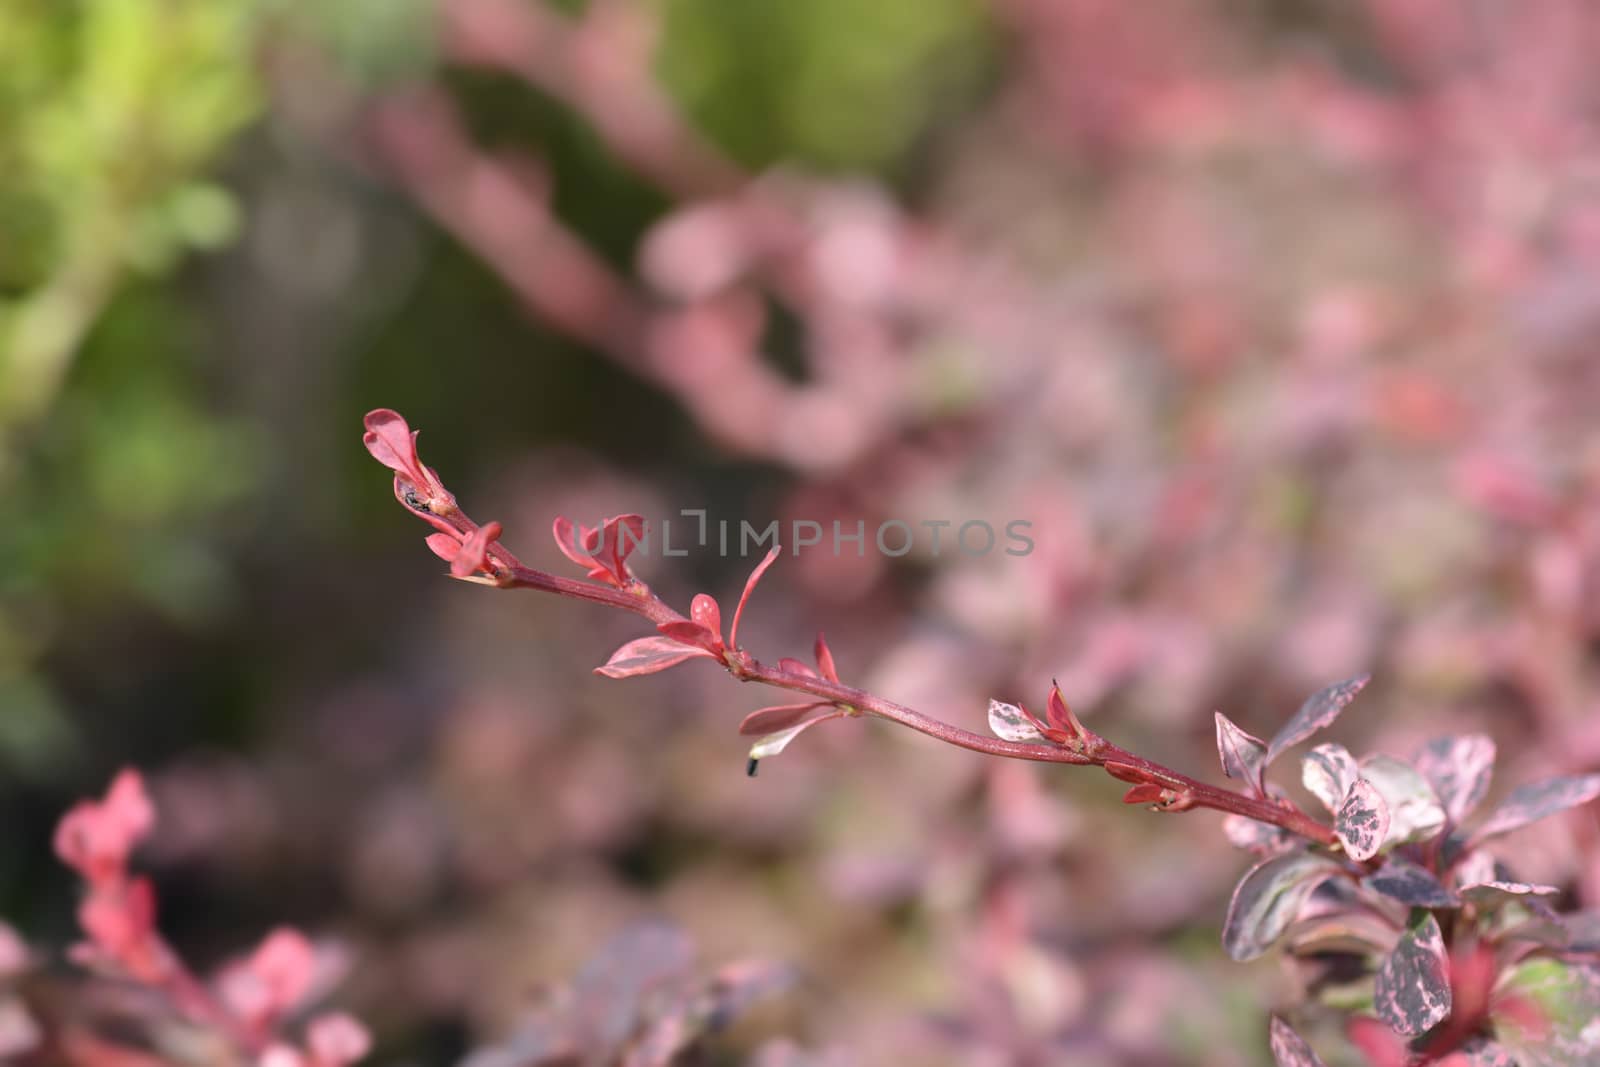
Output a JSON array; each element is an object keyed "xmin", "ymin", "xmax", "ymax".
[{"xmin": 4, "ymin": 1, "xmax": 1600, "ymax": 1064}]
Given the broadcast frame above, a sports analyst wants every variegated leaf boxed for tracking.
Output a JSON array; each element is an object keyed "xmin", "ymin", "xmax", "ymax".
[
  {"xmin": 1360, "ymin": 755, "xmax": 1447, "ymax": 846},
  {"xmin": 1269, "ymin": 1016, "xmax": 1327, "ymax": 1067},
  {"xmin": 1411, "ymin": 734, "xmax": 1496, "ymax": 824},
  {"xmin": 1223, "ymin": 814, "xmax": 1293, "ymax": 856},
  {"xmin": 1302, "ymin": 743, "xmax": 1359, "ymax": 814},
  {"xmin": 1374, "ymin": 911, "xmax": 1451, "ymax": 1037},
  {"xmin": 1223, "ymin": 851, "xmax": 1341, "ymax": 961},
  {"xmin": 1364, "ymin": 856, "xmax": 1460, "ymax": 908},
  {"xmin": 1473, "ymin": 773, "xmax": 1600, "ymax": 845},
  {"xmin": 1266, "ymin": 675, "xmax": 1370, "ymax": 763},
  {"xmin": 1459, "ymin": 880, "xmax": 1561, "ymax": 909},
  {"xmin": 1336, "ymin": 778, "xmax": 1390, "ymax": 861},
  {"xmin": 987, "ymin": 700, "xmax": 1045, "ymax": 743},
  {"xmin": 1216, "ymin": 712, "xmax": 1269, "ymax": 795}
]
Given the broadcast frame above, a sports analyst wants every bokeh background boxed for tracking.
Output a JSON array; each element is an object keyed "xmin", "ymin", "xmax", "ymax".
[{"xmin": 5, "ymin": 1, "xmax": 1600, "ymax": 1064}]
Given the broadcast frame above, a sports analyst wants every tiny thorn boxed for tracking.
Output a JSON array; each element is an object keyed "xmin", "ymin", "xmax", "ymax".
[{"xmin": 746, "ymin": 757, "xmax": 760, "ymax": 777}]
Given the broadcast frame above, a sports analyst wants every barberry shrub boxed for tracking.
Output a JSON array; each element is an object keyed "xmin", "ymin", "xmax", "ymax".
[{"xmin": 363, "ymin": 408, "xmax": 1600, "ymax": 1066}]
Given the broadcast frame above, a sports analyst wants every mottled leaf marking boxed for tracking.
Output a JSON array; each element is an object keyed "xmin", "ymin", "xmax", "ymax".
[
  {"xmin": 1374, "ymin": 911, "xmax": 1451, "ymax": 1037},
  {"xmin": 987, "ymin": 700, "xmax": 1045, "ymax": 744},
  {"xmin": 1412, "ymin": 734, "xmax": 1496, "ymax": 824},
  {"xmin": 1266, "ymin": 675, "xmax": 1370, "ymax": 763},
  {"xmin": 1302, "ymin": 743, "xmax": 1359, "ymax": 814},
  {"xmin": 1336, "ymin": 778, "xmax": 1391, "ymax": 861},
  {"xmin": 1459, "ymin": 880, "xmax": 1561, "ymax": 909},
  {"xmin": 1269, "ymin": 1015, "xmax": 1328, "ymax": 1067},
  {"xmin": 1222, "ymin": 814, "xmax": 1293, "ymax": 855},
  {"xmin": 1364, "ymin": 856, "xmax": 1460, "ymax": 908},
  {"xmin": 1473, "ymin": 773, "xmax": 1600, "ymax": 845},
  {"xmin": 1223, "ymin": 851, "xmax": 1341, "ymax": 961}
]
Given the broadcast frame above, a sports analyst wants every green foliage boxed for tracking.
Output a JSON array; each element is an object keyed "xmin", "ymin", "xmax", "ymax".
[{"xmin": 654, "ymin": 0, "xmax": 994, "ymax": 170}]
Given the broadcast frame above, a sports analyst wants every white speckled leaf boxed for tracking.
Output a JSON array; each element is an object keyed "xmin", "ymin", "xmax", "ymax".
[
  {"xmin": 1223, "ymin": 814, "xmax": 1293, "ymax": 856},
  {"xmin": 1411, "ymin": 734, "xmax": 1496, "ymax": 824},
  {"xmin": 1375, "ymin": 911, "xmax": 1451, "ymax": 1037},
  {"xmin": 987, "ymin": 700, "xmax": 1045, "ymax": 743},
  {"xmin": 1360, "ymin": 755, "xmax": 1447, "ymax": 846},
  {"xmin": 1473, "ymin": 773, "xmax": 1600, "ymax": 845},
  {"xmin": 1302, "ymin": 743, "xmax": 1359, "ymax": 814},
  {"xmin": 1269, "ymin": 1016, "xmax": 1327, "ymax": 1067},
  {"xmin": 1223, "ymin": 851, "xmax": 1341, "ymax": 962},
  {"xmin": 1266, "ymin": 675, "xmax": 1370, "ymax": 763},
  {"xmin": 1336, "ymin": 778, "xmax": 1390, "ymax": 861}
]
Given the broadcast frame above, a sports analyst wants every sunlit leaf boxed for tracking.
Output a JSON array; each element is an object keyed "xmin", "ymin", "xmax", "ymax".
[
  {"xmin": 1411, "ymin": 734, "xmax": 1496, "ymax": 824},
  {"xmin": 1360, "ymin": 755, "xmax": 1446, "ymax": 846},
  {"xmin": 1223, "ymin": 851, "xmax": 1341, "ymax": 961},
  {"xmin": 1302, "ymin": 743, "xmax": 1358, "ymax": 814},
  {"xmin": 1374, "ymin": 911, "xmax": 1451, "ymax": 1037},
  {"xmin": 987, "ymin": 699, "xmax": 1045, "ymax": 744},
  {"xmin": 1215, "ymin": 712, "xmax": 1268, "ymax": 795},
  {"xmin": 595, "ymin": 636, "xmax": 716, "ymax": 678},
  {"xmin": 1472, "ymin": 773, "xmax": 1600, "ymax": 845},
  {"xmin": 1266, "ymin": 675, "xmax": 1370, "ymax": 763},
  {"xmin": 1336, "ymin": 778, "xmax": 1390, "ymax": 861}
]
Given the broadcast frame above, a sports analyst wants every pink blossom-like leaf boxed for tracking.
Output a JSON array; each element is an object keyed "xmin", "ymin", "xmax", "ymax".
[
  {"xmin": 1046, "ymin": 684, "xmax": 1087, "ymax": 739},
  {"xmin": 1336, "ymin": 778, "xmax": 1391, "ymax": 861},
  {"xmin": 425, "ymin": 532, "xmax": 461, "ymax": 561},
  {"xmin": 1269, "ymin": 1016, "xmax": 1327, "ymax": 1067},
  {"xmin": 1215, "ymin": 712, "xmax": 1268, "ymax": 795},
  {"xmin": 552, "ymin": 516, "xmax": 601, "ymax": 569},
  {"xmin": 656, "ymin": 620, "xmax": 722, "ymax": 653},
  {"xmin": 1374, "ymin": 911, "xmax": 1451, "ymax": 1036},
  {"xmin": 738, "ymin": 703, "xmax": 831, "ymax": 736},
  {"xmin": 1472, "ymin": 773, "xmax": 1600, "ymax": 845},
  {"xmin": 1222, "ymin": 851, "xmax": 1341, "ymax": 961},
  {"xmin": 1364, "ymin": 856, "xmax": 1459, "ymax": 908},
  {"xmin": 450, "ymin": 521, "xmax": 502, "ymax": 578},
  {"xmin": 778, "ymin": 657, "xmax": 818, "ymax": 678},
  {"xmin": 361, "ymin": 409, "xmax": 422, "ymax": 481},
  {"xmin": 602, "ymin": 514, "xmax": 647, "ymax": 580},
  {"xmin": 690, "ymin": 594, "xmax": 723, "ymax": 643},
  {"xmin": 1412, "ymin": 735, "xmax": 1496, "ymax": 824},
  {"xmin": 1301, "ymin": 743, "xmax": 1359, "ymax": 814},
  {"xmin": 730, "ymin": 548, "xmax": 780, "ymax": 649},
  {"xmin": 1122, "ymin": 783, "xmax": 1166, "ymax": 805},
  {"xmin": 307, "ymin": 1013, "xmax": 372, "ymax": 1067},
  {"xmin": 814, "ymin": 633, "xmax": 838, "ymax": 682},
  {"xmin": 54, "ymin": 768, "xmax": 155, "ymax": 884},
  {"xmin": 595, "ymin": 637, "xmax": 716, "ymax": 678},
  {"xmin": 1266, "ymin": 675, "xmax": 1370, "ymax": 763}
]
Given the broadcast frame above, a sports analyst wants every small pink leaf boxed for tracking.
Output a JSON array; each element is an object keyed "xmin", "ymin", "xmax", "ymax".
[
  {"xmin": 690, "ymin": 594, "xmax": 723, "ymax": 643},
  {"xmin": 1266, "ymin": 675, "xmax": 1370, "ymax": 763},
  {"xmin": 450, "ymin": 521, "xmax": 501, "ymax": 578},
  {"xmin": 814, "ymin": 632, "xmax": 838, "ymax": 682},
  {"xmin": 595, "ymin": 637, "xmax": 716, "ymax": 678},
  {"xmin": 747, "ymin": 710, "xmax": 844, "ymax": 763},
  {"xmin": 362, "ymin": 409, "xmax": 421, "ymax": 479},
  {"xmin": 1269, "ymin": 1016, "xmax": 1328, "ymax": 1067},
  {"xmin": 739, "ymin": 703, "xmax": 830, "ymax": 736},
  {"xmin": 1412, "ymin": 734, "xmax": 1496, "ymax": 824},
  {"xmin": 1046, "ymin": 684, "xmax": 1087, "ymax": 739},
  {"xmin": 987, "ymin": 699, "xmax": 1045, "ymax": 743},
  {"xmin": 778, "ymin": 657, "xmax": 818, "ymax": 678},
  {"xmin": 1336, "ymin": 778, "xmax": 1391, "ymax": 861},
  {"xmin": 1472, "ymin": 772, "xmax": 1600, "ymax": 845},
  {"xmin": 1215, "ymin": 712, "xmax": 1268, "ymax": 795},
  {"xmin": 656, "ymin": 620, "xmax": 721, "ymax": 652},
  {"xmin": 1122, "ymin": 784, "xmax": 1166, "ymax": 805},
  {"xmin": 730, "ymin": 548, "xmax": 780, "ymax": 649},
  {"xmin": 425, "ymin": 532, "xmax": 461, "ymax": 561},
  {"xmin": 1374, "ymin": 911, "xmax": 1451, "ymax": 1036}
]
